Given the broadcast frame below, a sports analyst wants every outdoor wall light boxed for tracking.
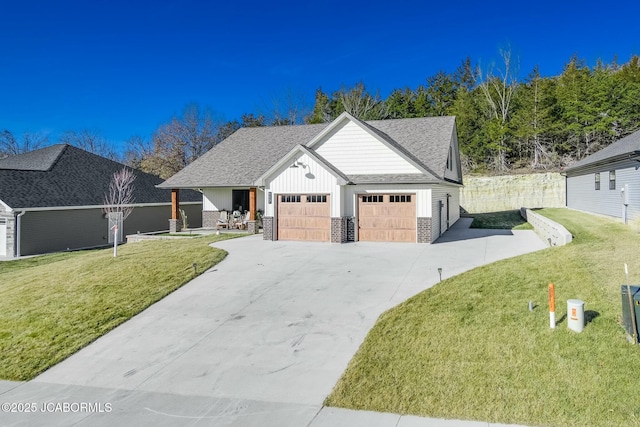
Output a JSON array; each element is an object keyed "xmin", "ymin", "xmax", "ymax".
[{"xmin": 290, "ymin": 160, "xmax": 307, "ymax": 169}]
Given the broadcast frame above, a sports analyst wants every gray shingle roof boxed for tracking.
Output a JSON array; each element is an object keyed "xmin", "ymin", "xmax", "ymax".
[
  {"xmin": 0, "ymin": 144, "xmax": 201, "ymax": 209},
  {"xmin": 565, "ymin": 129, "xmax": 640, "ymax": 172},
  {"xmin": 158, "ymin": 115, "xmax": 457, "ymax": 188},
  {"xmin": 0, "ymin": 144, "xmax": 66, "ymax": 171}
]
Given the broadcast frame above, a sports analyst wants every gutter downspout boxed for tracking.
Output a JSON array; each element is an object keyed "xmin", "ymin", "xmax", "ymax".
[{"xmin": 16, "ymin": 211, "xmax": 25, "ymax": 257}]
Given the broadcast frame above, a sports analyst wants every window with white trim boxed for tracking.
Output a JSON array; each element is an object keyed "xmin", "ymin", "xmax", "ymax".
[
  {"xmin": 609, "ymin": 171, "xmax": 616, "ymax": 190},
  {"xmin": 595, "ymin": 173, "xmax": 600, "ymax": 190}
]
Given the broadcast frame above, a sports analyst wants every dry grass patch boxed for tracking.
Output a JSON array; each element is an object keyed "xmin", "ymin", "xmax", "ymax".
[{"xmin": 0, "ymin": 234, "xmax": 238, "ymax": 381}]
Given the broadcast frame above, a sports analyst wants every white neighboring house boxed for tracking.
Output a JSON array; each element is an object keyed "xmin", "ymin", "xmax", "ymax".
[
  {"xmin": 565, "ymin": 129, "xmax": 640, "ymax": 223},
  {"xmin": 159, "ymin": 112, "xmax": 463, "ymax": 243}
]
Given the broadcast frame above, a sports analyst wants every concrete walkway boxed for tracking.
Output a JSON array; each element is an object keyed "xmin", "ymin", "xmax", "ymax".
[{"xmin": 0, "ymin": 220, "xmax": 545, "ymax": 426}]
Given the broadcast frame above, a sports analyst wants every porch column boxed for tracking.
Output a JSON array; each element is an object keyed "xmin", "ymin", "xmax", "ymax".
[
  {"xmin": 247, "ymin": 187, "xmax": 258, "ymax": 234},
  {"xmin": 171, "ymin": 189, "xmax": 180, "ymax": 220},
  {"xmin": 249, "ymin": 187, "xmax": 256, "ymax": 220},
  {"xmin": 170, "ymin": 189, "xmax": 181, "ymax": 233}
]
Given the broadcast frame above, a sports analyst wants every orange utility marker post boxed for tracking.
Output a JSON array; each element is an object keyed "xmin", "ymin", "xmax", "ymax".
[{"xmin": 548, "ymin": 283, "xmax": 556, "ymax": 329}]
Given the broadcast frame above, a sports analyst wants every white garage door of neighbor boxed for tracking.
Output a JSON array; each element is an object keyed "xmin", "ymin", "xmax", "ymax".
[{"xmin": 0, "ymin": 218, "xmax": 6, "ymax": 256}]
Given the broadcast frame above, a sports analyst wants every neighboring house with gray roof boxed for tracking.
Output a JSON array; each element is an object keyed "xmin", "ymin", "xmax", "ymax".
[
  {"xmin": 565, "ymin": 129, "xmax": 640, "ymax": 222},
  {"xmin": 0, "ymin": 144, "xmax": 202, "ymax": 257},
  {"xmin": 159, "ymin": 112, "xmax": 463, "ymax": 243}
]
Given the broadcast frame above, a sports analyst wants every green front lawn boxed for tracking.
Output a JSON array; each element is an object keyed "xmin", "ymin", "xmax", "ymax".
[
  {"xmin": 0, "ymin": 234, "xmax": 238, "ymax": 381},
  {"xmin": 326, "ymin": 209, "xmax": 640, "ymax": 427}
]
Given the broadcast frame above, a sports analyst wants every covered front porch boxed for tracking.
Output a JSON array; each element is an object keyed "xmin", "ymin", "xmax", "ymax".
[{"xmin": 169, "ymin": 186, "xmax": 263, "ymax": 234}]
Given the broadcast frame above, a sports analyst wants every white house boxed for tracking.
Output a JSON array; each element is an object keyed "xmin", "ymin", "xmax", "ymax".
[
  {"xmin": 565, "ymin": 129, "xmax": 640, "ymax": 223},
  {"xmin": 159, "ymin": 112, "xmax": 463, "ymax": 243}
]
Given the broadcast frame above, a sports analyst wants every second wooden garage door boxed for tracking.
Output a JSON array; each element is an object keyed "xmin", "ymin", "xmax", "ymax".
[
  {"xmin": 358, "ymin": 194, "xmax": 416, "ymax": 242},
  {"xmin": 278, "ymin": 194, "xmax": 330, "ymax": 242}
]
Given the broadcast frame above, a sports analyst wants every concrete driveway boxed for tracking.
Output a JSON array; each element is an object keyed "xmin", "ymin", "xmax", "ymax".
[{"xmin": 0, "ymin": 219, "xmax": 545, "ymax": 426}]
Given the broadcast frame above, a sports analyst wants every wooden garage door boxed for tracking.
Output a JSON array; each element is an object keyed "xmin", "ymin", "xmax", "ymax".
[
  {"xmin": 358, "ymin": 194, "xmax": 416, "ymax": 242},
  {"xmin": 278, "ymin": 194, "xmax": 330, "ymax": 241}
]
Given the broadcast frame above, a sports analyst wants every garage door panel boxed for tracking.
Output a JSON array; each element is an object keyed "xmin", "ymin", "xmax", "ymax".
[
  {"xmin": 359, "ymin": 229, "xmax": 416, "ymax": 242},
  {"xmin": 358, "ymin": 194, "xmax": 416, "ymax": 243},
  {"xmin": 278, "ymin": 217, "xmax": 330, "ymax": 229},
  {"xmin": 277, "ymin": 195, "xmax": 330, "ymax": 242}
]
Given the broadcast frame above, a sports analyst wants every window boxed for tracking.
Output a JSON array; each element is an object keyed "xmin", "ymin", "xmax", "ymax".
[
  {"xmin": 389, "ymin": 195, "xmax": 412, "ymax": 203},
  {"xmin": 281, "ymin": 195, "xmax": 301, "ymax": 203},
  {"xmin": 447, "ymin": 146, "xmax": 453, "ymax": 171},
  {"xmin": 609, "ymin": 170, "xmax": 616, "ymax": 190},
  {"xmin": 595, "ymin": 173, "xmax": 600, "ymax": 190},
  {"xmin": 307, "ymin": 195, "xmax": 327, "ymax": 203},
  {"xmin": 362, "ymin": 195, "xmax": 383, "ymax": 203}
]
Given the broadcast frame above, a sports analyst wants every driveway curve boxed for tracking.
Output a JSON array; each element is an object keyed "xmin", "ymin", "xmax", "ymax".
[{"xmin": 2, "ymin": 219, "xmax": 545, "ymax": 426}]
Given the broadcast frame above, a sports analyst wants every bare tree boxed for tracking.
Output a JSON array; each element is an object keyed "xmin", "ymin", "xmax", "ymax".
[
  {"xmin": 123, "ymin": 135, "xmax": 153, "ymax": 169},
  {"xmin": 59, "ymin": 129, "xmax": 119, "ymax": 161},
  {"xmin": 338, "ymin": 82, "xmax": 389, "ymax": 120},
  {"xmin": 140, "ymin": 104, "xmax": 223, "ymax": 178},
  {"xmin": 103, "ymin": 167, "xmax": 136, "ymax": 248},
  {"xmin": 261, "ymin": 87, "xmax": 312, "ymax": 125},
  {"xmin": 478, "ymin": 48, "xmax": 518, "ymax": 171},
  {"xmin": 0, "ymin": 130, "xmax": 49, "ymax": 159}
]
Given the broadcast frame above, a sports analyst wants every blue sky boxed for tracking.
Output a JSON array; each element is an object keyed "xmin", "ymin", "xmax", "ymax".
[{"xmin": 1, "ymin": 1, "xmax": 639, "ymax": 152}]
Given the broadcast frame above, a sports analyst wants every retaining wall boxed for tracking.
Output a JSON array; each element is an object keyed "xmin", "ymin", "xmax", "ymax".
[
  {"xmin": 520, "ymin": 208, "xmax": 572, "ymax": 247},
  {"xmin": 461, "ymin": 173, "xmax": 565, "ymax": 213}
]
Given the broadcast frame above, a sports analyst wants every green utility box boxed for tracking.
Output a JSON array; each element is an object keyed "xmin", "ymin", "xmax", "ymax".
[{"xmin": 621, "ymin": 285, "xmax": 640, "ymax": 342}]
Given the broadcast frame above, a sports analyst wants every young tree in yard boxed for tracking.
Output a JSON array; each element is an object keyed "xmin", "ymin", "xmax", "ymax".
[{"xmin": 103, "ymin": 167, "xmax": 136, "ymax": 254}]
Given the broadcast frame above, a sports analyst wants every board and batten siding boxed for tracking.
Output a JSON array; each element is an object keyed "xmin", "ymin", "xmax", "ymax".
[
  {"xmin": 315, "ymin": 121, "xmax": 422, "ymax": 175},
  {"xmin": 567, "ymin": 165, "xmax": 640, "ymax": 221},
  {"xmin": 431, "ymin": 184, "xmax": 461, "ymax": 242},
  {"xmin": 264, "ymin": 153, "xmax": 341, "ymax": 217}
]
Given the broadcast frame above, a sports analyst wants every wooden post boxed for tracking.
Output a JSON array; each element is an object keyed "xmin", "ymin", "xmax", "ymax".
[
  {"xmin": 171, "ymin": 189, "xmax": 180, "ymax": 220},
  {"xmin": 249, "ymin": 187, "xmax": 256, "ymax": 220}
]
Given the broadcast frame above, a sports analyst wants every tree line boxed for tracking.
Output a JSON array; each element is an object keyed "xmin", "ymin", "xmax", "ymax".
[
  {"xmin": 307, "ymin": 52, "xmax": 640, "ymax": 173},
  {"xmin": 2, "ymin": 51, "xmax": 639, "ymax": 177}
]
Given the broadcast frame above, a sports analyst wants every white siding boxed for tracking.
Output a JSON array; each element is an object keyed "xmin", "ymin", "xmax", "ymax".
[
  {"xmin": 0, "ymin": 218, "xmax": 6, "ymax": 256},
  {"xmin": 264, "ymin": 153, "xmax": 341, "ymax": 217},
  {"xmin": 431, "ymin": 184, "xmax": 461, "ymax": 242},
  {"xmin": 203, "ymin": 188, "xmax": 264, "ymax": 212},
  {"xmin": 567, "ymin": 166, "xmax": 640, "ymax": 220},
  {"xmin": 315, "ymin": 121, "xmax": 422, "ymax": 174},
  {"xmin": 203, "ymin": 188, "xmax": 232, "ymax": 211},
  {"xmin": 443, "ymin": 130, "xmax": 462, "ymax": 183}
]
